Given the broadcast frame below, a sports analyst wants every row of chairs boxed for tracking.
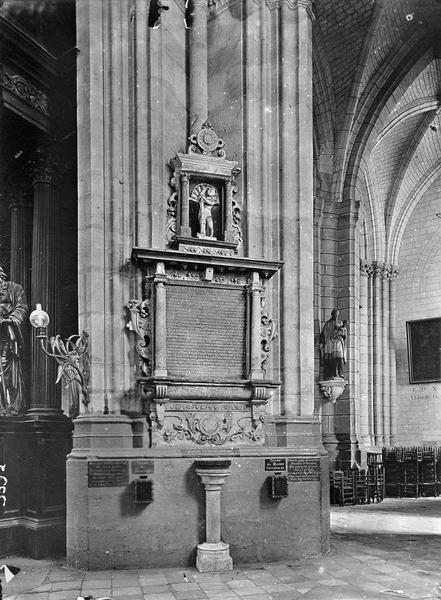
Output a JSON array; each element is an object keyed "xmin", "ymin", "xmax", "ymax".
[
  {"xmin": 330, "ymin": 464, "xmax": 384, "ymax": 506},
  {"xmin": 383, "ymin": 446, "xmax": 441, "ymax": 498}
]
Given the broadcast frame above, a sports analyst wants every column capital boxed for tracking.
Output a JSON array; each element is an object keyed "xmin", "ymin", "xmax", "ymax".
[
  {"xmin": 28, "ymin": 146, "xmax": 59, "ymax": 186},
  {"xmin": 6, "ymin": 188, "xmax": 32, "ymax": 210},
  {"xmin": 263, "ymin": 0, "xmax": 314, "ymax": 18},
  {"xmin": 360, "ymin": 259, "xmax": 373, "ymax": 276}
]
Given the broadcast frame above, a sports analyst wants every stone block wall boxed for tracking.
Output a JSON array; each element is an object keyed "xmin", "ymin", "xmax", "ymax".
[{"xmin": 396, "ymin": 176, "xmax": 441, "ymax": 443}]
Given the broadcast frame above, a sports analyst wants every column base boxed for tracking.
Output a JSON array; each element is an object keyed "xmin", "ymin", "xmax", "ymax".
[{"xmin": 196, "ymin": 542, "xmax": 233, "ymax": 572}]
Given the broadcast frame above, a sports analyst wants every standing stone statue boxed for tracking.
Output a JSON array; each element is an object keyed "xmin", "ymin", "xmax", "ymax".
[
  {"xmin": 0, "ymin": 266, "xmax": 28, "ymax": 415},
  {"xmin": 190, "ymin": 183, "xmax": 219, "ymax": 238},
  {"xmin": 319, "ymin": 309, "xmax": 348, "ymax": 379}
]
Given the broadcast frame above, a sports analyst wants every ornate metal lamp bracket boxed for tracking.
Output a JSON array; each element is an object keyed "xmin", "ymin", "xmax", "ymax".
[{"xmin": 29, "ymin": 304, "xmax": 90, "ymax": 413}]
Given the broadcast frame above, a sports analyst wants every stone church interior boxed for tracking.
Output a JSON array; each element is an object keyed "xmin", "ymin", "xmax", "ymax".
[{"xmin": 1, "ymin": 0, "xmax": 441, "ymax": 575}]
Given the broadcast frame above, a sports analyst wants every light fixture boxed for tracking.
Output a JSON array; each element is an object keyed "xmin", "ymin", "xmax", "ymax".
[
  {"xmin": 29, "ymin": 303, "xmax": 50, "ymax": 338},
  {"xmin": 29, "ymin": 304, "xmax": 90, "ymax": 414}
]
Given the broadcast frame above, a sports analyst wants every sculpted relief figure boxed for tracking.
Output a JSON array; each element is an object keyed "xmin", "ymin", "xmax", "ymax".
[
  {"xmin": 0, "ymin": 266, "xmax": 28, "ymax": 415},
  {"xmin": 319, "ymin": 309, "xmax": 348, "ymax": 380},
  {"xmin": 190, "ymin": 183, "xmax": 219, "ymax": 238}
]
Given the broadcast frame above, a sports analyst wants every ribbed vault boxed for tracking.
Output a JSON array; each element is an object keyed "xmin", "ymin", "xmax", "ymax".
[{"xmin": 314, "ymin": 0, "xmax": 441, "ymax": 265}]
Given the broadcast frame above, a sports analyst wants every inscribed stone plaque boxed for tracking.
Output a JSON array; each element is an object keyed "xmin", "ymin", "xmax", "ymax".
[
  {"xmin": 287, "ymin": 458, "xmax": 320, "ymax": 482},
  {"xmin": 407, "ymin": 318, "xmax": 441, "ymax": 383},
  {"xmin": 166, "ymin": 285, "xmax": 247, "ymax": 379},
  {"xmin": 265, "ymin": 458, "xmax": 286, "ymax": 471},
  {"xmin": 131, "ymin": 460, "xmax": 154, "ymax": 475},
  {"xmin": 88, "ymin": 461, "xmax": 129, "ymax": 488}
]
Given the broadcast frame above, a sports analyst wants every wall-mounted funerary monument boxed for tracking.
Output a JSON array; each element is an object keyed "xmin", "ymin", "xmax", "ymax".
[{"xmin": 67, "ymin": 0, "xmax": 329, "ymax": 572}]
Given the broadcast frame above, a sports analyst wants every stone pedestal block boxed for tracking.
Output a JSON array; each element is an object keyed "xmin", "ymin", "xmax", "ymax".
[{"xmin": 196, "ymin": 542, "xmax": 233, "ymax": 572}]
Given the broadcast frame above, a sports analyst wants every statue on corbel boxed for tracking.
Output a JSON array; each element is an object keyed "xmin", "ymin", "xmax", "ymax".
[{"xmin": 318, "ymin": 308, "xmax": 348, "ymax": 403}]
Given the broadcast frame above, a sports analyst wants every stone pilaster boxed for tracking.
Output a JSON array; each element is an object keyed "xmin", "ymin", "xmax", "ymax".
[
  {"xmin": 189, "ymin": 0, "xmax": 208, "ymax": 135},
  {"xmin": 28, "ymin": 146, "xmax": 61, "ymax": 413},
  {"xmin": 279, "ymin": 0, "xmax": 314, "ymax": 418},
  {"xmin": 76, "ymin": 0, "xmax": 133, "ymax": 414}
]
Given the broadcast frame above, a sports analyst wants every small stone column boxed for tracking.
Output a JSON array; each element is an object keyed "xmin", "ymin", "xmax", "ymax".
[
  {"xmin": 249, "ymin": 272, "xmax": 263, "ymax": 381},
  {"xmin": 153, "ymin": 262, "xmax": 168, "ymax": 378},
  {"xmin": 195, "ymin": 460, "xmax": 233, "ymax": 573},
  {"xmin": 180, "ymin": 174, "xmax": 191, "ymax": 237}
]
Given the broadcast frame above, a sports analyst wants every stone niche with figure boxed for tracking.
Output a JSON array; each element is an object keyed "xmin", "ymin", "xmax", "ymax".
[
  {"xmin": 167, "ymin": 121, "xmax": 242, "ymax": 255},
  {"xmin": 131, "ymin": 122, "xmax": 282, "ymax": 447}
]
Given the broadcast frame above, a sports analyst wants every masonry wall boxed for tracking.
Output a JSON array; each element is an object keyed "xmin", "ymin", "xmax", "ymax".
[{"xmin": 395, "ymin": 175, "xmax": 441, "ymax": 444}]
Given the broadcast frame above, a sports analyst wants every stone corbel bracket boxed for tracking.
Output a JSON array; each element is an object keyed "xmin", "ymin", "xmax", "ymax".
[
  {"xmin": 146, "ymin": 383, "xmax": 169, "ymax": 429},
  {"xmin": 318, "ymin": 378, "xmax": 347, "ymax": 403},
  {"xmin": 251, "ymin": 386, "xmax": 274, "ymax": 428}
]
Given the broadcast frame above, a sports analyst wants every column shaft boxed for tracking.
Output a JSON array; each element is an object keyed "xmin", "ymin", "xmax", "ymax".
[
  {"xmin": 9, "ymin": 196, "xmax": 32, "ymax": 297},
  {"xmin": 280, "ymin": 0, "xmax": 314, "ymax": 416},
  {"xmin": 189, "ymin": 0, "xmax": 208, "ymax": 134},
  {"xmin": 359, "ymin": 263, "xmax": 370, "ymax": 445},
  {"xmin": 367, "ymin": 271, "xmax": 374, "ymax": 445},
  {"xmin": 206, "ymin": 489, "xmax": 221, "ymax": 544},
  {"xmin": 250, "ymin": 272, "xmax": 263, "ymax": 380},
  {"xmin": 154, "ymin": 263, "xmax": 167, "ymax": 378},
  {"xmin": 29, "ymin": 164, "xmax": 61, "ymax": 412},
  {"xmin": 180, "ymin": 174, "xmax": 191, "ymax": 235},
  {"xmin": 382, "ymin": 268, "xmax": 391, "ymax": 446},
  {"xmin": 372, "ymin": 263, "xmax": 383, "ymax": 446},
  {"xmin": 389, "ymin": 269, "xmax": 398, "ymax": 444}
]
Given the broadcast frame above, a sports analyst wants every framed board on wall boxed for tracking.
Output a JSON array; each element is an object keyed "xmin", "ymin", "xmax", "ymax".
[{"xmin": 407, "ymin": 317, "xmax": 441, "ymax": 383}]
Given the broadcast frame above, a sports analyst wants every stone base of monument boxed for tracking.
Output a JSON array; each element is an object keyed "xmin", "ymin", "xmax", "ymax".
[{"xmin": 196, "ymin": 542, "xmax": 233, "ymax": 572}]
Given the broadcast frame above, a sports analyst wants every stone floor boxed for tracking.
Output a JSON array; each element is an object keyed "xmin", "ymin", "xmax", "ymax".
[{"xmin": 3, "ymin": 497, "xmax": 441, "ymax": 600}]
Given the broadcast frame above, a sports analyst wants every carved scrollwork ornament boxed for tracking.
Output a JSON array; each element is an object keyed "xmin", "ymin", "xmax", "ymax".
[
  {"xmin": 162, "ymin": 411, "xmax": 264, "ymax": 445},
  {"xmin": 231, "ymin": 178, "xmax": 243, "ymax": 249},
  {"xmin": 127, "ymin": 296, "xmax": 152, "ymax": 377},
  {"xmin": 260, "ymin": 293, "xmax": 278, "ymax": 376},
  {"xmin": 2, "ymin": 70, "xmax": 51, "ymax": 115},
  {"xmin": 166, "ymin": 190, "xmax": 178, "ymax": 245}
]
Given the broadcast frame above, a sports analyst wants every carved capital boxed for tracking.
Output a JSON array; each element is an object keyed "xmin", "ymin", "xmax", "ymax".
[
  {"xmin": 28, "ymin": 147, "xmax": 59, "ymax": 185},
  {"xmin": 360, "ymin": 259, "xmax": 373, "ymax": 276},
  {"xmin": 6, "ymin": 187, "xmax": 32, "ymax": 210},
  {"xmin": 372, "ymin": 261, "xmax": 384, "ymax": 278},
  {"xmin": 260, "ymin": 0, "xmax": 314, "ymax": 17}
]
